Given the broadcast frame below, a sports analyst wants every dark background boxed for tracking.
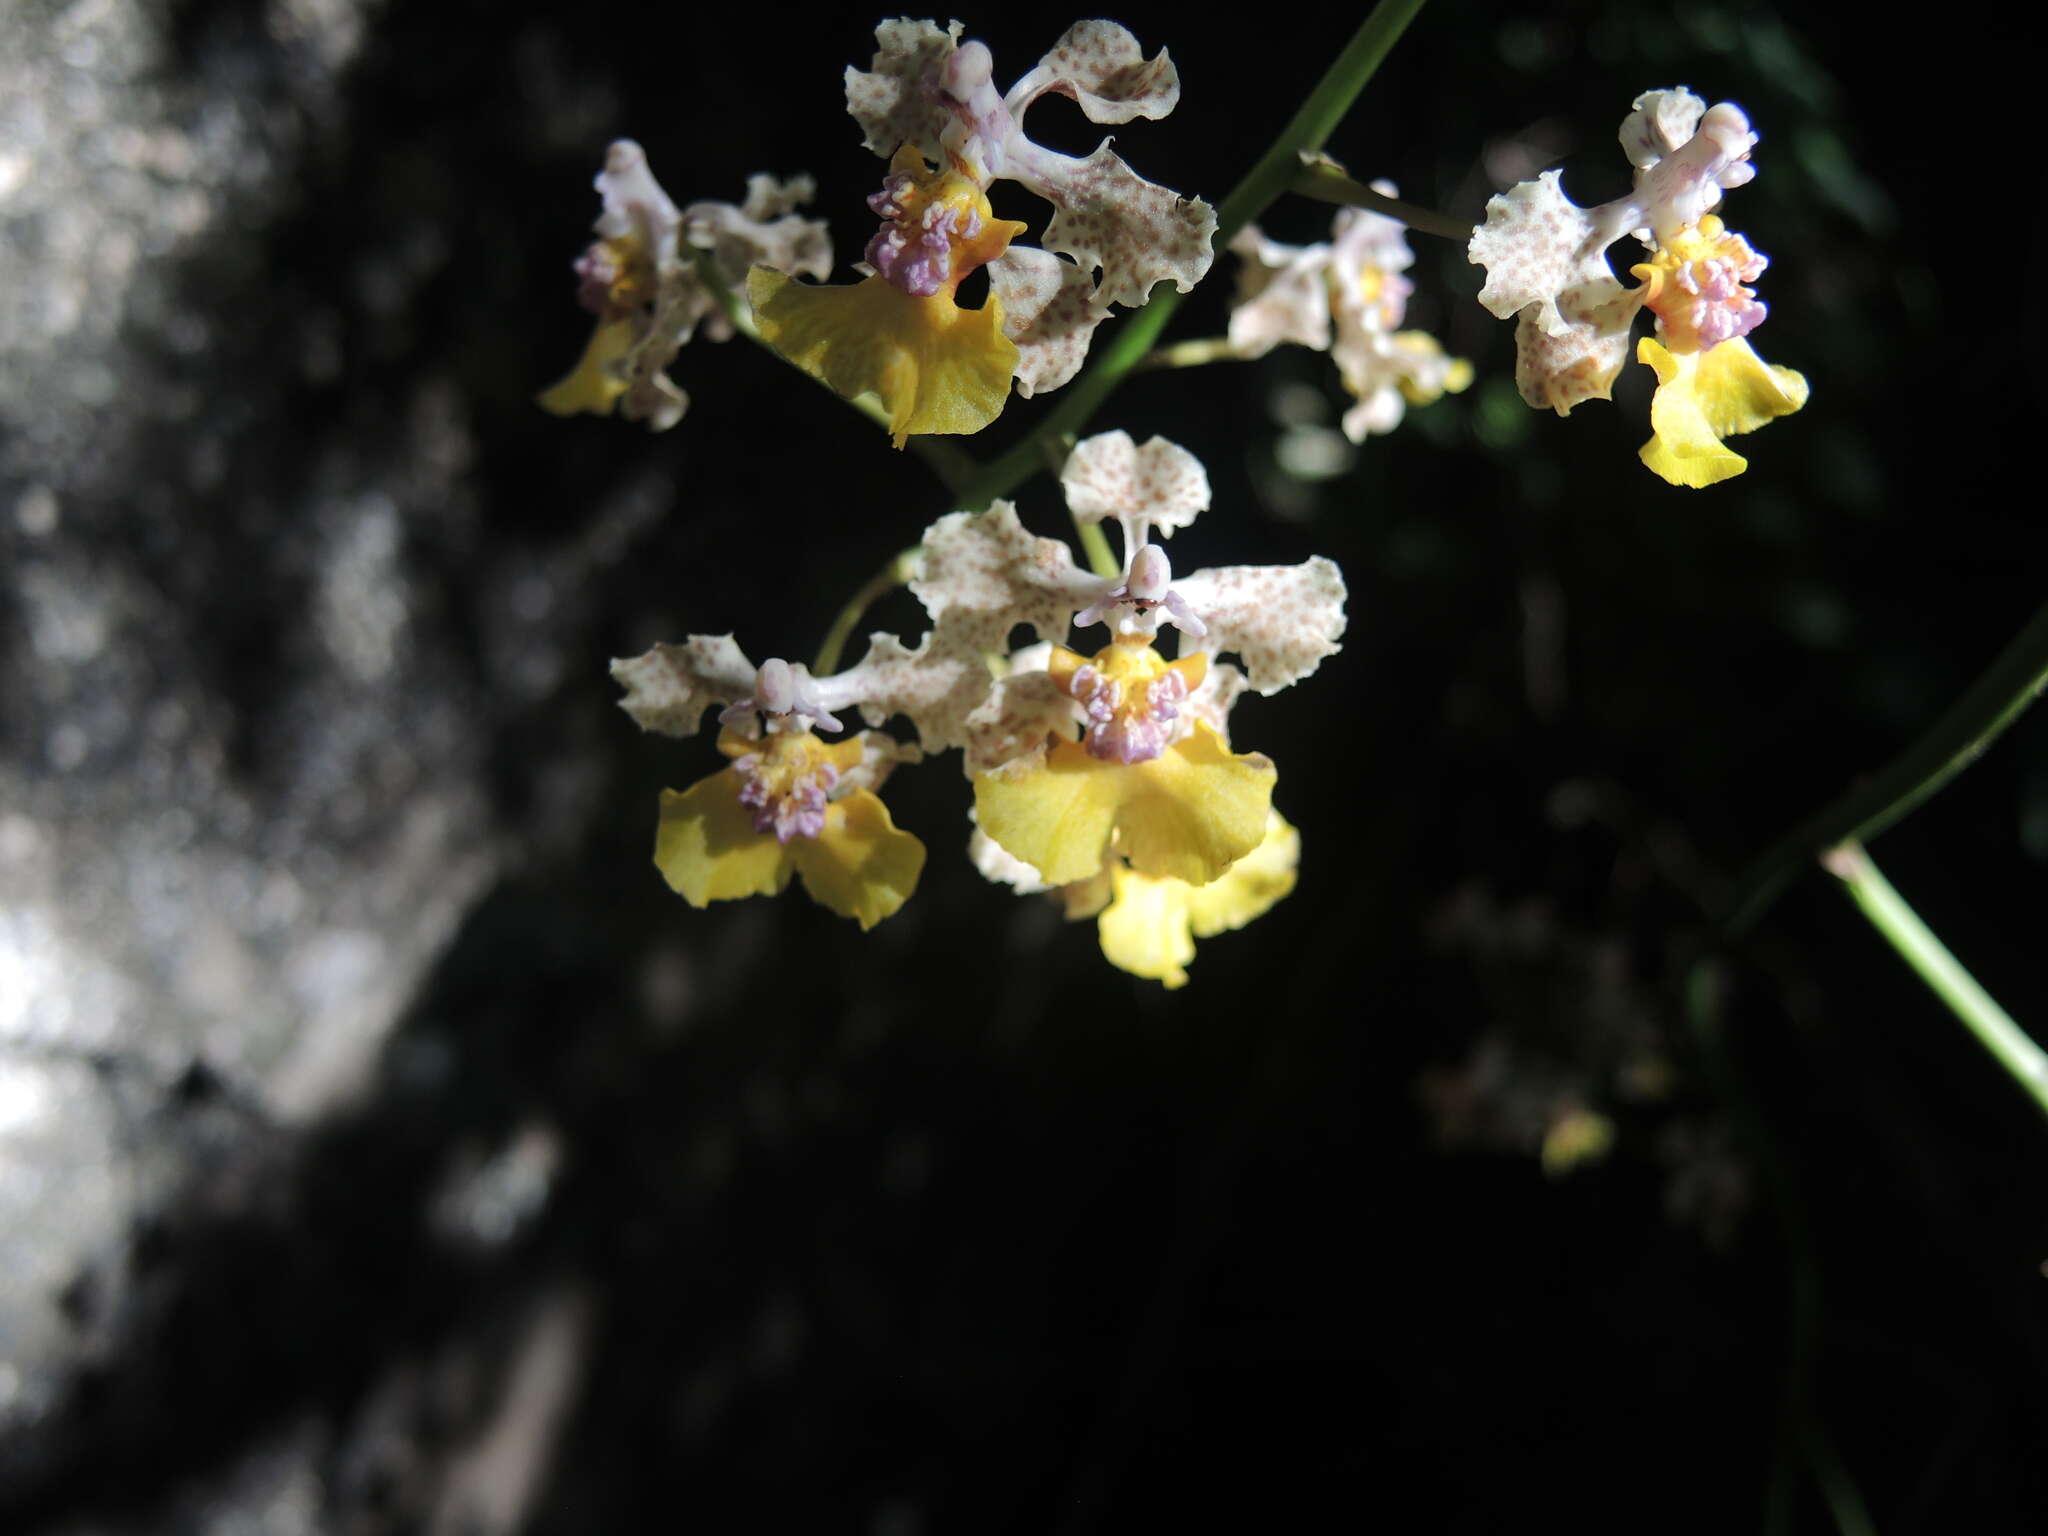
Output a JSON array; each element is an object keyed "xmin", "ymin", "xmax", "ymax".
[{"xmin": 2, "ymin": 0, "xmax": 2045, "ymax": 1530}]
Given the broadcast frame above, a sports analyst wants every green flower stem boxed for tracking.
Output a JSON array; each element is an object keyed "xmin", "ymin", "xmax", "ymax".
[
  {"xmin": 955, "ymin": 0, "xmax": 1432, "ymax": 513},
  {"xmin": 1291, "ymin": 153, "xmax": 1475, "ymax": 243},
  {"xmin": 688, "ymin": 248, "xmax": 979, "ymax": 496},
  {"xmin": 1724, "ymin": 599, "xmax": 2048, "ymax": 936},
  {"xmin": 813, "ymin": 546, "xmax": 921, "ymax": 677},
  {"xmin": 1687, "ymin": 962, "xmax": 1876, "ymax": 1536},
  {"xmin": 955, "ymin": 289, "xmax": 1189, "ymax": 512},
  {"xmin": 1139, "ymin": 337, "xmax": 1243, "ymax": 372},
  {"xmin": 1822, "ymin": 842, "xmax": 2048, "ymax": 1121},
  {"xmin": 1211, "ymin": 0, "xmax": 1432, "ymax": 247},
  {"xmin": 1076, "ymin": 518, "xmax": 1119, "ymax": 580}
]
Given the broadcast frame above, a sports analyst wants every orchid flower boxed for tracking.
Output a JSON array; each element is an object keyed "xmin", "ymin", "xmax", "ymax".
[
  {"xmin": 539, "ymin": 141, "xmax": 831, "ymax": 431},
  {"xmin": 1230, "ymin": 189, "xmax": 1471, "ymax": 443},
  {"xmin": 925, "ymin": 433, "xmax": 1345, "ymax": 888},
  {"xmin": 1467, "ymin": 88, "xmax": 1808, "ymax": 486},
  {"xmin": 751, "ymin": 20, "xmax": 1216, "ymax": 447}
]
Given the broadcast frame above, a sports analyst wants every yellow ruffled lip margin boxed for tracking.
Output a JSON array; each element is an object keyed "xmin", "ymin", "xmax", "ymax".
[
  {"xmin": 749, "ymin": 267, "xmax": 1020, "ymax": 448},
  {"xmin": 1068, "ymin": 811, "xmax": 1301, "ymax": 989},
  {"xmin": 653, "ymin": 731, "xmax": 926, "ymax": 931},
  {"xmin": 1636, "ymin": 334, "xmax": 1809, "ymax": 489}
]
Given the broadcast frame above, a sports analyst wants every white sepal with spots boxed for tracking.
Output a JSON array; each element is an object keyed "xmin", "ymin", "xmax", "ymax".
[
  {"xmin": 989, "ymin": 246, "xmax": 1113, "ymax": 398},
  {"xmin": 908, "ymin": 501, "xmax": 1111, "ymax": 654},
  {"xmin": 1172, "ymin": 557, "xmax": 1348, "ymax": 695},
  {"xmin": 962, "ymin": 646, "xmax": 1081, "ymax": 774},
  {"xmin": 1227, "ymin": 224, "xmax": 1337, "ymax": 358},
  {"xmin": 610, "ymin": 634, "xmax": 759, "ymax": 736},
  {"xmin": 832, "ymin": 625, "xmax": 1001, "ymax": 757},
  {"xmin": 1059, "ymin": 431, "xmax": 1210, "ymax": 549}
]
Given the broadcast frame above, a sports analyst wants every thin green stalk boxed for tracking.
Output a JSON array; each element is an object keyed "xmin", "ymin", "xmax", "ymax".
[
  {"xmin": 689, "ymin": 248, "xmax": 980, "ymax": 496},
  {"xmin": 1075, "ymin": 518, "xmax": 1118, "ymax": 580},
  {"xmin": 956, "ymin": 0, "xmax": 1432, "ymax": 512},
  {"xmin": 1807, "ymin": 1420, "xmax": 1881, "ymax": 1536},
  {"xmin": 1687, "ymin": 961, "xmax": 1875, "ymax": 1536},
  {"xmin": 1139, "ymin": 337, "xmax": 1242, "ymax": 372},
  {"xmin": 1292, "ymin": 153, "xmax": 1474, "ymax": 242},
  {"xmin": 1725, "ymin": 599, "xmax": 2048, "ymax": 936},
  {"xmin": 1822, "ymin": 842, "xmax": 2048, "ymax": 1120},
  {"xmin": 813, "ymin": 546, "xmax": 920, "ymax": 676},
  {"xmin": 1211, "ymin": 0, "xmax": 1431, "ymax": 247},
  {"xmin": 954, "ymin": 290, "xmax": 1190, "ymax": 512}
]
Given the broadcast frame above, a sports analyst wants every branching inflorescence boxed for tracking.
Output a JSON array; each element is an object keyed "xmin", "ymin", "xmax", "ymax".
[{"xmin": 538, "ymin": 15, "xmax": 1815, "ymax": 987}]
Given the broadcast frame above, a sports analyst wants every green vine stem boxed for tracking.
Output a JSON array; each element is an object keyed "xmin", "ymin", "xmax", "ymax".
[
  {"xmin": 813, "ymin": 546, "xmax": 920, "ymax": 676},
  {"xmin": 1075, "ymin": 518, "xmax": 1119, "ymax": 580},
  {"xmin": 955, "ymin": 0, "xmax": 1432, "ymax": 514},
  {"xmin": 1291, "ymin": 153, "xmax": 1474, "ymax": 242},
  {"xmin": 1821, "ymin": 842, "xmax": 2048, "ymax": 1121},
  {"xmin": 689, "ymin": 248, "xmax": 979, "ymax": 496},
  {"xmin": 1687, "ymin": 962, "xmax": 1877, "ymax": 1536},
  {"xmin": 1724, "ymin": 599, "xmax": 2048, "ymax": 936},
  {"xmin": 1138, "ymin": 337, "xmax": 1242, "ymax": 372}
]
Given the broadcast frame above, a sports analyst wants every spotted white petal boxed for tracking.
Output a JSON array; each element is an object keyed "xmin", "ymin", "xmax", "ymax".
[
  {"xmin": 610, "ymin": 634, "xmax": 757, "ymax": 736},
  {"xmin": 1468, "ymin": 169, "xmax": 1618, "ymax": 337},
  {"xmin": 989, "ymin": 246, "xmax": 1114, "ymax": 397},
  {"xmin": 1007, "ymin": 138, "xmax": 1216, "ymax": 311},
  {"xmin": 1227, "ymin": 225, "xmax": 1335, "ymax": 358},
  {"xmin": 1059, "ymin": 431, "xmax": 1210, "ymax": 538},
  {"xmin": 1002, "ymin": 20, "xmax": 1182, "ymax": 126},
  {"xmin": 963, "ymin": 664, "xmax": 1080, "ymax": 774},
  {"xmin": 836, "ymin": 730, "xmax": 923, "ymax": 796},
  {"xmin": 909, "ymin": 502, "xmax": 1110, "ymax": 654},
  {"xmin": 1173, "ymin": 557, "xmax": 1348, "ymax": 695},
  {"xmin": 1512, "ymin": 276, "xmax": 1642, "ymax": 414},
  {"xmin": 813, "ymin": 625, "xmax": 989, "ymax": 757},
  {"xmin": 844, "ymin": 18, "xmax": 963, "ymax": 160},
  {"xmin": 685, "ymin": 177, "xmax": 832, "ymax": 299},
  {"xmin": 1183, "ymin": 658, "xmax": 1249, "ymax": 744},
  {"xmin": 1619, "ymin": 87, "xmax": 1707, "ymax": 169},
  {"xmin": 594, "ymin": 139, "xmax": 682, "ymax": 254}
]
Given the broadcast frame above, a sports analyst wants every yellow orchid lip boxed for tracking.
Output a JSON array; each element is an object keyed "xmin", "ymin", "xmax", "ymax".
[
  {"xmin": 1636, "ymin": 334, "xmax": 1808, "ymax": 489},
  {"xmin": 750, "ymin": 149, "xmax": 1029, "ymax": 448},
  {"xmin": 1089, "ymin": 810, "xmax": 1300, "ymax": 988},
  {"xmin": 653, "ymin": 728, "xmax": 925, "ymax": 929},
  {"xmin": 973, "ymin": 641, "xmax": 1274, "ymax": 888},
  {"xmin": 749, "ymin": 267, "xmax": 1019, "ymax": 448}
]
